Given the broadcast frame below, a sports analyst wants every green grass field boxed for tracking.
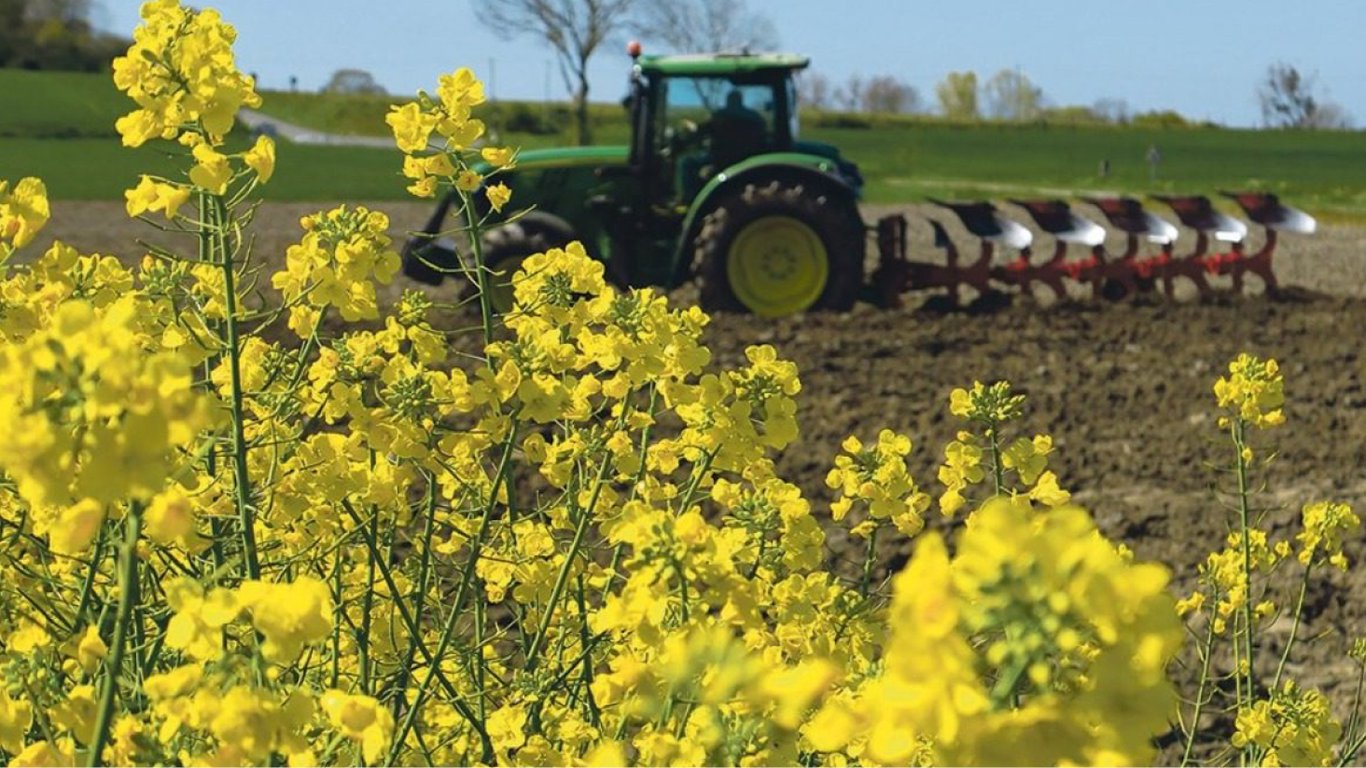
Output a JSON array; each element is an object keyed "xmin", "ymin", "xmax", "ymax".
[{"xmin": 4, "ymin": 70, "xmax": 1365, "ymax": 220}]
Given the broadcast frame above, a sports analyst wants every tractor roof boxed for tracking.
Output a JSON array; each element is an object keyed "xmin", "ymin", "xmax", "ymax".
[{"xmin": 636, "ymin": 52, "xmax": 810, "ymax": 77}]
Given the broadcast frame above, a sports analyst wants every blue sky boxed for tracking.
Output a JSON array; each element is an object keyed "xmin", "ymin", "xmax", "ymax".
[{"xmin": 93, "ymin": 1, "xmax": 1363, "ymax": 128}]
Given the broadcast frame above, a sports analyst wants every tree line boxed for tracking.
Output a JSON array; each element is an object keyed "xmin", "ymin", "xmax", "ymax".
[
  {"xmin": 478, "ymin": 0, "xmax": 1353, "ymax": 142},
  {"xmin": 0, "ymin": 0, "xmax": 127, "ymax": 71}
]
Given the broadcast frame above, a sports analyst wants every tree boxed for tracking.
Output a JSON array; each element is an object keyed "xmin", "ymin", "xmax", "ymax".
[
  {"xmin": 1092, "ymin": 97, "xmax": 1130, "ymax": 125},
  {"xmin": 1258, "ymin": 62, "xmax": 1350, "ymax": 129},
  {"xmin": 797, "ymin": 71, "xmax": 831, "ymax": 111},
  {"xmin": 936, "ymin": 70, "xmax": 978, "ymax": 121},
  {"xmin": 833, "ymin": 74, "xmax": 863, "ymax": 112},
  {"xmin": 1, "ymin": 0, "xmax": 127, "ymax": 71},
  {"xmin": 476, "ymin": 0, "xmax": 635, "ymax": 145},
  {"xmin": 861, "ymin": 75, "xmax": 919, "ymax": 115},
  {"xmin": 322, "ymin": 68, "xmax": 386, "ymax": 96},
  {"xmin": 983, "ymin": 68, "xmax": 1042, "ymax": 121},
  {"xmin": 633, "ymin": 0, "xmax": 777, "ymax": 54}
]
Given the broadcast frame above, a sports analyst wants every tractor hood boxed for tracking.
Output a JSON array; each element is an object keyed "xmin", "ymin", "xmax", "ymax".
[
  {"xmin": 506, "ymin": 145, "xmax": 629, "ymax": 169},
  {"xmin": 793, "ymin": 139, "xmax": 864, "ymax": 191}
]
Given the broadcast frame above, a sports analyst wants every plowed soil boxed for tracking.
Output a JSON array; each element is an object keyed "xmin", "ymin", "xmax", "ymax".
[{"xmin": 40, "ymin": 200, "xmax": 1366, "ymax": 748}]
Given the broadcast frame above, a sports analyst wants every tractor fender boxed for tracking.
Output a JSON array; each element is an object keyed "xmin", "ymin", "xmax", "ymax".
[{"xmin": 673, "ymin": 154, "xmax": 862, "ymax": 284}]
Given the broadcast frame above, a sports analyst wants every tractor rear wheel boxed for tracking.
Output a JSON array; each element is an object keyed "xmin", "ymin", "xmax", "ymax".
[
  {"xmin": 477, "ymin": 212, "xmax": 577, "ymax": 314},
  {"xmin": 694, "ymin": 180, "xmax": 864, "ymax": 316}
]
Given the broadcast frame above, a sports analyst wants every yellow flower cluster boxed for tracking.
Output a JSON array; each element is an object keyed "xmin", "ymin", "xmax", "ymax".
[
  {"xmin": 386, "ymin": 67, "xmax": 514, "ymax": 209},
  {"xmin": 164, "ymin": 577, "xmax": 333, "ymax": 664},
  {"xmin": 948, "ymin": 379, "xmax": 1026, "ymax": 424},
  {"xmin": 0, "ymin": 295, "xmax": 207, "ymax": 518},
  {"xmin": 112, "ymin": 0, "xmax": 274, "ymax": 204},
  {"xmin": 142, "ymin": 666, "xmax": 317, "ymax": 765},
  {"xmin": 1214, "ymin": 353, "xmax": 1286, "ymax": 429},
  {"xmin": 1297, "ymin": 500, "xmax": 1359, "ymax": 569},
  {"xmin": 112, "ymin": 0, "xmax": 258, "ymax": 146},
  {"xmin": 271, "ymin": 205, "xmax": 401, "ymax": 335},
  {"xmin": 826, "ymin": 429, "xmax": 929, "ymax": 537},
  {"xmin": 811, "ymin": 497, "xmax": 1183, "ymax": 765},
  {"xmin": 938, "ymin": 381, "xmax": 1068, "ymax": 515},
  {"xmin": 1183, "ymin": 529, "xmax": 1287, "ymax": 632},
  {"xmin": 1232, "ymin": 681, "xmax": 1341, "ymax": 766},
  {"xmin": 0, "ymin": 177, "xmax": 49, "ymax": 258}
]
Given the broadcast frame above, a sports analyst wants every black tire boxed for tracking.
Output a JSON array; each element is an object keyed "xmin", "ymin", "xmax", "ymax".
[
  {"xmin": 693, "ymin": 180, "xmax": 864, "ymax": 316},
  {"xmin": 476, "ymin": 212, "xmax": 577, "ymax": 313}
]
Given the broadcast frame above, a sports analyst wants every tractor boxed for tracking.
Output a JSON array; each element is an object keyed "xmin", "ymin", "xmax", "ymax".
[{"xmin": 402, "ymin": 44, "xmax": 871, "ymax": 317}]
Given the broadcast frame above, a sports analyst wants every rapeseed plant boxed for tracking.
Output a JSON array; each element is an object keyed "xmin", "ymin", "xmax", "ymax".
[{"xmin": 0, "ymin": 3, "xmax": 1360, "ymax": 766}]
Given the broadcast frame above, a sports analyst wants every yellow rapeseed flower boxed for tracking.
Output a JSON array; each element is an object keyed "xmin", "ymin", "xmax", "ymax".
[{"xmin": 0, "ymin": 177, "xmax": 50, "ymax": 250}]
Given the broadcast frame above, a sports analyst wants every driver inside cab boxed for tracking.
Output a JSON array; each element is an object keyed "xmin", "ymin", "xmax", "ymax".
[{"xmin": 706, "ymin": 89, "xmax": 768, "ymax": 168}]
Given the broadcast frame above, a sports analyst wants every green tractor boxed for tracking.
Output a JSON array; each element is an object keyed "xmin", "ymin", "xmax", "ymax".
[{"xmin": 403, "ymin": 45, "xmax": 871, "ymax": 317}]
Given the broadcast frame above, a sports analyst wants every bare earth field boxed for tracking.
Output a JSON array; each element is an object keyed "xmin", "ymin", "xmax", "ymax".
[{"xmin": 38, "ymin": 200, "xmax": 1366, "ymax": 749}]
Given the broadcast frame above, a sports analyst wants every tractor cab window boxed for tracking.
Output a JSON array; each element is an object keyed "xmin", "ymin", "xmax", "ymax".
[{"xmin": 659, "ymin": 78, "xmax": 776, "ymax": 193}]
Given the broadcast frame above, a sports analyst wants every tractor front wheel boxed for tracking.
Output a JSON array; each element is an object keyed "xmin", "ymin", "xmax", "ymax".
[{"xmin": 694, "ymin": 181, "xmax": 864, "ymax": 316}]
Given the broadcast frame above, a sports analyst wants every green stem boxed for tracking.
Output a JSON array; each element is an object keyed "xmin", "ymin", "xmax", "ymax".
[
  {"xmin": 390, "ymin": 479, "xmax": 438, "ymax": 716},
  {"xmin": 86, "ymin": 503, "xmax": 142, "ymax": 767},
  {"xmin": 860, "ymin": 524, "xmax": 879, "ymax": 598},
  {"xmin": 525, "ymin": 454, "xmax": 612, "ymax": 673},
  {"xmin": 388, "ymin": 427, "xmax": 520, "ymax": 765},
  {"xmin": 989, "ymin": 425, "xmax": 1005, "ymax": 495},
  {"xmin": 989, "ymin": 654, "xmax": 1029, "ymax": 709},
  {"xmin": 205, "ymin": 192, "xmax": 259, "ymax": 579},
  {"xmin": 1339, "ymin": 662, "xmax": 1366, "ymax": 763},
  {"xmin": 1273, "ymin": 561, "xmax": 1313, "ymax": 690},
  {"xmin": 338, "ymin": 502, "xmax": 485, "ymax": 737},
  {"xmin": 574, "ymin": 575, "xmax": 602, "ymax": 728},
  {"xmin": 73, "ymin": 532, "xmax": 107, "ymax": 626},
  {"xmin": 474, "ymin": 579, "xmax": 488, "ymax": 722},
  {"xmin": 456, "ymin": 189, "xmax": 495, "ymax": 353},
  {"xmin": 331, "ymin": 554, "xmax": 342, "ymax": 690},
  {"xmin": 1180, "ymin": 603, "xmax": 1220, "ymax": 767},
  {"xmin": 357, "ymin": 512, "xmax": 378, "ymax": 695},
  {"xmin": 1233, "ymin": 420, "xmax": 1257, "ymax": 710}
]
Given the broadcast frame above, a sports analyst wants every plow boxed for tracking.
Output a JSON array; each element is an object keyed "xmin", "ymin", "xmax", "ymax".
[
  {"xmin": 404, "ymin": 45, "xmax": 1320, "ymax": 317},
  {"xmin": 871, "ymin": 191, "xmax": 1317, "ymax": 309}
]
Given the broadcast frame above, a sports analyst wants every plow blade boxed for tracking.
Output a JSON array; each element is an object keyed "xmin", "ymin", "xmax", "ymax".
[
  {"xmin": 1083, "ymin": 196, "xmax": 1179, "ymax": 245},
  {"xmin": 1221, "ymin": 191, "xmax": 1317, "ymax": 234},
  {"xmin": 1154, "ymin": 195, "xmax": 1248, "ymax": 243},
  {"xmin": 928, "ymin": 198, "xmax": 1033, "ymax": 250},
  {"xmin": 1010, "ymin": 199, "xmax": 1107, "ymax": 246}
]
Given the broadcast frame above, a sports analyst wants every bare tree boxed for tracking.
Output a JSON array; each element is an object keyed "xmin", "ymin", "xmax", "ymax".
[
  {"xmin": 322, "ymin": 68, "xmax": 386, "ymax": 96},
  {"xmin": 983, "ymin": 68, "xmax": 1043, "ymax": 121},
  {"xmin": 476, "ymin": 0, "xmax": 635, "ymax": 145},
  {"xmin": 861, "ymin": 75, "xmax": 920, "ymax": 115},
  {"xmin": 1092, "ymin": 97, "xmax": 1130, "ymax": 125},
  {"xmin": 634, "ymin": 0, "xmax": 777, "ymax": 54},
  {"xmin": 1258, "ymin": 62, "xmax": 1350, "ymax": 129},
  {"xmin": 936, "ymin": 71, "xmax": 978, "ymax": 121},
  {"xmin": 797, "ymin": 71, "xmax": 831, "ymax": 111},
  {"xmin": 22, "ymin": 0, "xmax": 90, "ymax": 22},
  {"xmin": 833, "ymin": 74, "xmax": 863, "ymax": 112}
]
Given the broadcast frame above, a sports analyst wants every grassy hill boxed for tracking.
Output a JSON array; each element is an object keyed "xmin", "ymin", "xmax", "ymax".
[
  {"xmin": 4, "ymin": 70, "xmax": 1365, "ymax": 220},
  {"xmin": 0, "ymin": 69, "xmax": 404, "ymax": 200},
  {"xmin": 0, "ymin": 69, "xmax": 127, "ymax": 138},
  {"xmin": 819, "ymin": 122, "xmax": 1366, "ymax": 220}
]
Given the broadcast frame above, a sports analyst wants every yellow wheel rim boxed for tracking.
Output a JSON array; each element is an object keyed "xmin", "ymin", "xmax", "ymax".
[
  {"xmin": 726, "ymin": 215, "xmax": 829, "ymax": 316},
  {"xmin": 486, "ymin": 254, "xmax": 526, "ymax": 314}
]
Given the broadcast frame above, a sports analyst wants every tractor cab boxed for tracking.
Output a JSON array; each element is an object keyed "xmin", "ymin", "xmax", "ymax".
[{"xmin": 624, "ymin": 50, "xmax": 809, "ymax": 207}]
